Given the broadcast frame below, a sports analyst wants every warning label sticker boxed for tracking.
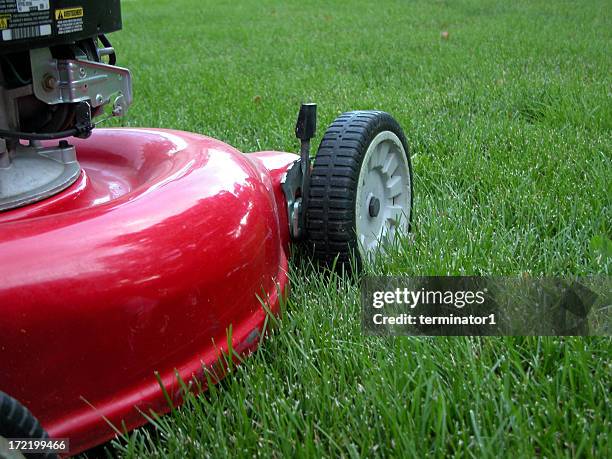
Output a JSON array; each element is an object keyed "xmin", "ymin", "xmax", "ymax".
[
  {"xmin": 16, "ymin": 0, "xmax": 49, "ymax": 13},
  {"xmin": 0, "ymin": 0, "xmax": 52, "ymax": 41},
  {"xmin": 55, "ymin": 6, "xmax": 83, "ymax": 34},
  {"xmin": 55, "ymin": 7, "xmax": 82, "ymax": 20}
]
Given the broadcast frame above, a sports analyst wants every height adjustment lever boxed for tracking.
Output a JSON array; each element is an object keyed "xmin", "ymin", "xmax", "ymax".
[
  {"xmin": 296, "ymin": 103, "xmax": 317, "ymax": 176},
  {"xmin": 295, "ymin": 103, "xmax": 317, "ymax": 143},
  {"xmin": 295, "ymin": 102, "xmax": 317, "ymax": 199},
  {"xmin": 282, "ymin": 103, "xmax": 318, "ymax": 241}
]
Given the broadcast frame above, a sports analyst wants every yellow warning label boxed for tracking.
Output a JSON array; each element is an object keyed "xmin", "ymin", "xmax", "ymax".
[
  {"xmin": 55, "ymin": 7, "xmax": 83, "ymax": 21},
  {"xmin": 0, "ymin": 15, "xmax": 9, "ymax": 30}
]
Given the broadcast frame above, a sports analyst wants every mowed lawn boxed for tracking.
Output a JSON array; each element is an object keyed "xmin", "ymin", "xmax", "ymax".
[{"xmin": 99, "ymin": 0, "xmax": 611, "ymax": 457}]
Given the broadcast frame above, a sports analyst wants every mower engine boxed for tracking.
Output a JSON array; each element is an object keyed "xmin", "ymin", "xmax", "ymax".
[{"xmin": 0, "ymin": 0, "xmax": 131, "ymax": 211}]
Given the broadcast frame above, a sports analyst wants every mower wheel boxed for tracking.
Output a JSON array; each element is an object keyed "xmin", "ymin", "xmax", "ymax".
[
  {"xmin": 0, "ymin": 391, "xmax": 57, "ymax": 459},
  {"xmin": 306, "ymin": 111, "xmax": 412, "ymax": 269}
]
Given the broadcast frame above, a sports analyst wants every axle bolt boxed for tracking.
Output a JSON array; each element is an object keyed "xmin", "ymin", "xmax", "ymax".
[{"xmin": 368, "ymin": 196, "xmax": 380, "ymax": 218}]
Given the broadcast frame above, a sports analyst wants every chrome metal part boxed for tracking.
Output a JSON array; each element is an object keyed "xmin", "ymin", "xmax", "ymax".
[
  {"xmin": 281, "ymin": 159, "xmax": 305, "ymax": 240},
  {"xmin": 0, "ymin": 141, "xmax": 80, "ymax": 211},
  {"xmin": 30, "ymin": 47, "xmax": 132, "ymax": 115}
]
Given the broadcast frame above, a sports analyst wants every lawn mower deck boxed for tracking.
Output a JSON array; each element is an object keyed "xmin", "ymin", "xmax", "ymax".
[
  {"xmin": 1, "ymin": 128, "xmax": 296, "ymax": 453},
  {"xmin": 0, "ymin": 1, "xmax": 412, "ymax": 456}
]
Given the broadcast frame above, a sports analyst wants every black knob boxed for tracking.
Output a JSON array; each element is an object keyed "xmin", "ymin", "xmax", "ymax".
[{"xmin": 295, "ymin": 103, "xmax": 317, "ymax": 141}]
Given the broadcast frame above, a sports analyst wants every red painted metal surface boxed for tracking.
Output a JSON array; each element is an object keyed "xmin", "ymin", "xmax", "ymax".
[{"xmin": 0, "ymin": 129, "xmax": 297, "ymax": 455}]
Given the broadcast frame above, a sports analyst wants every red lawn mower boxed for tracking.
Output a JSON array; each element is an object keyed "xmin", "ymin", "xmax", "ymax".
[{"xmin": 0, "ymin": 1, "xmax": 412, "ymax": 456}]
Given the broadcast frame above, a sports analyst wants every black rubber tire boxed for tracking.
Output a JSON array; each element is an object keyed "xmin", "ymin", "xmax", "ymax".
[
  {"xmin": 0, "ymin": 391, "xmax": 57, "ymax": 459},
  {"xmin": 305, "ymin": 110, "xmax": 412, "ymax": 269}
]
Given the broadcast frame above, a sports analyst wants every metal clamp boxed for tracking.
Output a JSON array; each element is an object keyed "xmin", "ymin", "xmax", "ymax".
[{"xmin": 30, "ymin": 47, "xmax": 132, "ymax": 117}]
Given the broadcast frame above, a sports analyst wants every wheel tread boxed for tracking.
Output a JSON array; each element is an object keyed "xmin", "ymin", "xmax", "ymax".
[
  {"xmin": 0, "ymin": 391, "xmax": 56, "ymax": 458},
  {"xmin": 305, "ymin": 110, "xmax": 412, "ymax": 268}
]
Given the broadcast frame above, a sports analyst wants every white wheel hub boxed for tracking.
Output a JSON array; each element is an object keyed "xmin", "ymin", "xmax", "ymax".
[{"xmin": 355, "ymin": 130, "xmax": 411, "ymax": 259}]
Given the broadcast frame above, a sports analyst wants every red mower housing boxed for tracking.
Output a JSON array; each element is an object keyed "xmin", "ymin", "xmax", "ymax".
[{"xmin": 0, "ymin": 128, "xmax": 297, "ymax": 454}]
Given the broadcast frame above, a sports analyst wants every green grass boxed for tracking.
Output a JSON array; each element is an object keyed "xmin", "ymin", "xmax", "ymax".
[{"xmin": 97, "ymin": 0, "xmax": 611, "ymax": 456}]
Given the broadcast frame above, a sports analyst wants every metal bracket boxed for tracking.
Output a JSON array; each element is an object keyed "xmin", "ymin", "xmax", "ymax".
[
  {"xmin": 281, "ymin": 159, "xmax": 305, "ymax": 240},
  {"xmin": 30, "ymin": 47, "xmax": 132, "ymax": 117}
]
